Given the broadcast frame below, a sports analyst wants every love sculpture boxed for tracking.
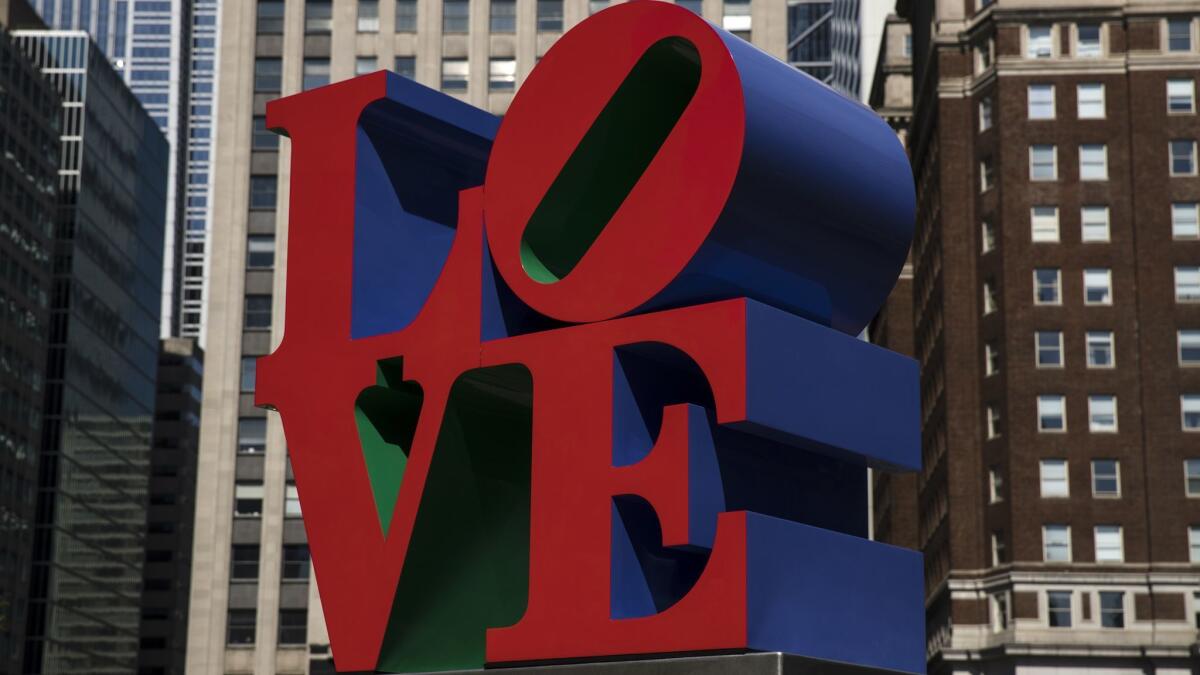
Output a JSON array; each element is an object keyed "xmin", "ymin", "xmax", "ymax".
[{"xmin": 257, "ymin": 2, "xmax": 922, "ymax": 673}]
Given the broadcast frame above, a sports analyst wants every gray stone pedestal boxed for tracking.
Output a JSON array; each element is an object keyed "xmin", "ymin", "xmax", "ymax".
[{"xmin": 419, "ymin": 653, "xmax": 909, "ymax": 675}]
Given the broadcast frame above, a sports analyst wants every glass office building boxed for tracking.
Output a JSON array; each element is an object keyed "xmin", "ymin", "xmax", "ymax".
[{"xmin": 11, "ymin": 29, "xmax": 167, "ymax": 675}]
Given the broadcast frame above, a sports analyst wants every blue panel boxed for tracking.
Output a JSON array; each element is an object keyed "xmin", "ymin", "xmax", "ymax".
[
  {"xmin": 742, "ymin": 300, "xmax": 920, "ymax": 472},
  {"xmin": 351, "ymin": 74, "xmax": 499, "ymax": 339},
  {"xmin": 746, "ymin": 513, "xmax": 925, "ymax": 675}
]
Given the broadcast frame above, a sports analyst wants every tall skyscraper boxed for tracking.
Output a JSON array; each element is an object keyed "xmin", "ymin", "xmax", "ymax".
[
  {"xmin": 138, "ymin": 337, "xmax": 203, "ymax": 675},
  {"xmin": 0, "ymin": 4, "xmax": 59, "ymax": 674},
  {"xmin": 875, "ymin": 0, "xmax": 1200, "ymax": 672},
  {"xmin": 187, "ymin": 1, "xmax": 846, "ymax": 673},
  {"xmin": 11, "ymin": 25, "xmax": 167, "ymax": 674},
  {"xmin": 30, "ymin": 0, "xmax": 220, "ymax": 342}
]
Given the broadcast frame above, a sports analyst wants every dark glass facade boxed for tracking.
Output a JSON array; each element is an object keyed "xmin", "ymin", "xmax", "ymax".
[
  {"xmin": 0, "ymin": 20, "xmax": 59, "ymax": 675},
  {"xmin": 12, "ymin": 30, "xmax": 167, "ymax": 675}
]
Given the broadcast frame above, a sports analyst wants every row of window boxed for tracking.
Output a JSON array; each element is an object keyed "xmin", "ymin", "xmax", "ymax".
[
  {"xmin": 1015, "ymin": 266, "xmax": 1200, "ymax": 308},
  {"xmin": 1027, "ymin": 329, "xmax": 1200, "ymax": 369},
  {"xmin": 234, "ymin": 481, "xmax": 300, "ymax": 518},
  {"xmin": 228, "ymin": 608, "xmax": 306, "ymax": 646},
  {"xmin": 985, "ymin": 394, "xmax": 1200, "ymax": 437},
  {"xmin": 254, "ymin": 55, "xmax": 520, "ymax": 94},
  {"xmin": 230, "ymin": 543, "xmax": 309, "ymax": 581},
  {"xmin": 1013, "ymin": 524, "xmax": 1200, "ymax": 564},
  {"xmin": 983, "ymin": 80, "xmax": 1196, "ymax": 127},
  {"xmin": 1000, "ymin": 458, "xmax": 1200, "ymax": 500},
  {"xmin": 978, "ymin": 140, "xmax": 1198, "ymax": 192},
  {"xmin": 981, "ymin": 203, "xmax": 1200, "ymax": 247},
  {"xmin": 994, "ymin": 19, "xmax": 1200, "ymax": 63},
  {"xmin": 258, "ymin": 0, "xmax": 718, "ymax": 37},
  {"xmin": 990, "ymin": 588, "xmax": 1154, "ymax": 632}
]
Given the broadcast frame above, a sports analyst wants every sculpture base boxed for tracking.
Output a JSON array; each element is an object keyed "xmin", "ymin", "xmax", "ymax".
[{"xmin": 421, "ymin": 653, "xmax": 911, "ymax": 675}]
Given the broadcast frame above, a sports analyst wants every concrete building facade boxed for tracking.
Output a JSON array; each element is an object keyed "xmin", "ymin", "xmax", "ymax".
[
  {"xmin": 186, "ymin": 1, "xmax": 870, "ymax": 673},
  {"xmin": 874, "ymin": 0, "xmax": 1200, "ymax": 672}
]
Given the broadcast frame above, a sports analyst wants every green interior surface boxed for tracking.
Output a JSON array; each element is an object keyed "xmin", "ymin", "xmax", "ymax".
[
  {"xmin": 520, "ymin": 37, "xmax": 702, "ymax": 283},
  {"xmin": 372, "ymin": 365, "xmax": 533, "ymax": 673},
  {"xmin": 356, "ymin": 359, "xmax": 423, "ymax": 536}
]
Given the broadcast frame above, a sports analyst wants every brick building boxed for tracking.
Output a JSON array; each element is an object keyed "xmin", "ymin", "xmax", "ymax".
[{"xmin": 872, "ymin": 0, "xmax": 1200, "ymax": 672}]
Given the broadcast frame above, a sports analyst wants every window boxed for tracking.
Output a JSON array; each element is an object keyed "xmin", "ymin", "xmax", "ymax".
[
  {"xmin": 394, "ymin": 56, "xmax": 415, "ymax": 79},
  {"xmin": 979, "ymin": 97, "xmax": 993, "ymax": 131},
  {"xmin": 396, "ymin": 0, "xmax": 417, "ymax": 31},
  {"xmin": 1084, "ymin": 268, "xmax": 1112, "ymax": 305},
  {"xmin": 589, "ymin": 0, "xmax": 607, "ymax": 15},
  {"xmin": 247, "ymin": 236, "xmax": 275, "ymax": 268},
  {"xmin": 252, "ymin": 116, "xmax": 278, "ymax": 150},
  {"xmin": 231, "ymin": 545, "xmax": 259, "ymax": 579},
  {"xmin": 245, "ymin": 295, "xmax": 273, "ymax": 330},
  {"xmin": 986, "ymin": 405, "xmax": 1002, "ymax": 440},
  {"xmin": 442, "ymin": 58, "xmax": 468, "ymax": 91},
  {"xmin": 238, "ymin": 418, "xmax": 267, "ymax": 454},
  {"xmin": 1175, "ymin": 266, "xmax": 1200, "ymax": 302},
  {"xmin": 285, "ymin": 483, "xmax": 302, "ymax": 517},
  {"xmin": 1030, "ymin": 145, "xmax": 1057, "ymax": 181},
  {"xmin": 491, "ymin": 0, "xmax": 515, "ymax": 32},
  {"xmin": 1028, "ymin": 25, "xmax": 1053, "ymax": 58},
  {"xmin": 254, "ymin": 58, "xmax": 282, "ymax": 92},
  {"xmin": 240, "ymin": 357, "xmax": 257, "ymax": 392},
  {"xmin": 1077, "ymin": 24, "xmax": 1101, "ymax": 57},
  {"xmin": 980, "ymin": 158, "xmax": 995, "ymax": 192},
  {"xmin": 677, "ymin": 0, "xmax": 702, "ymax": 14},
  {"xmin": 443, "ymin": 0, "xmax": 469, "ymax": 32},
  {"xmin": 1168, "ymin": 79, "xmax": 1195, "ymax": 113},
  {"xmin": 1038, "ymin": 396, "xmax": 1066, "ymax": 432},
  {"xmin": 1180, "ymin": 330, "xmax": 1200, "ymax": 365},
  {"xmin": 992, "ymin": 531, "xmax": 1007, "ymax": 565},
  {"xmin": 1089, "ymin": 395, "xmax": 1117, "ymax": 432},
  {"xmin": 356, "ymin": 56, "xmax": 377, "ymax": 76},
  {"xmin": 1079, "ymin": 144, "xmax": 1108, "ymax": 180},
  {"xmin": 257, "ymin": 0, "xmax": 284, "ymax": 34},
  {"xmin": 1173, "ymin": 203, "xmax": 1200, "ymax": 239},
  {"xmin": 1047, "ymin": 590, "xmax": 1072, "ymax": 626},
  {"xmin": 989, "ymin": 467, "xmax": 1004, "ymax": 503},
  {"xmin": 1184, "ymin": 395, "xmax": 1200, "ymax": 430},
  {"xmin": 992, "ymin": 592, "xmax": 1010, "ymax": 631},
  {"xmin": 1168, "ymin": 17, "xmax": 1193, "ymax": 52},
  {"xmin": 1040, "ymin": 459, "xmax": 1069, "ymax": 496},
  {"xmin": 279, "ymin": 609, "xmax": 307, "ymax": 645},
  {"xmin": 1100, "ymin": 591, "xmax": 1124, "ymax": 628},
  {"xmin": 235, "ymin": 482, "xmax": 264, "ymax": 517},
  {"xmin": 227, "ymin": 609, "xmax": 256, "ymax": 645},
  {"xmin": 1028, "ymin": 84, "xmax": 1055, "ymax": 119},
  {"xmin": 1031, "ymin": 206, "xmax": 1060, "ymax": 242},
  {"xmin": 1034, "ymin": 268, "xmax": 1061, "ymax": 305},
  {"xmin": 904, "ymin": 33, "xmax": 913, "ymax": 57},
  {"xmin": 723, "ymin": 0, "xmax": 751, "ymax": 38},
  {"xmin": 1044, "ymin": 526, "xmax": 1071, "ymax": 562},
  {"xmin": 1077, "ymin": 83, "xmax": 1104, "ymax": 118},
  {"xmin": 537, "ymin": 0, "xmax": 563, "ymax": 31},
  {"xmin": 358, "ymin": 0, "xmax": 379, "ymax": 31},
  {"xmin": 303, "ymin": 58, "xmax": 330, "ymax": 90},
  {"xmin": 1093, "ymin": 459, "xmax": 1120, "ymax": 497},
  {"xmin": 249, "ymin": 175, "xmax": 276, "ymax": 210},
  {"xmin": 1036, "ymin": 331, "xmax": 1063, "ymax": 368},
  {"xmin": 282, "ymin": 544, "xmax": 310, "ymax": 580},
  {"xmin": 1099, "ymin": 523, "xmax": 1123, "ymax": 559},
  {"xmin": 1186, "ymin": 459, "xmax": 1200, "ymax": 495},
  {"xmin": 1171, "ymin": 139, "xmax": 1197, "ymax": 175},
  {"xmin": 1081, "ymin": 206, "xmax": 1110, "ymax": 242},
  {"xmin": 489, "ymin": 58, "xmax": 516, "ymax": 91},
  {"xmin": 983, "ymin": 280, "xmax": 998, "ymax": 315},
  {"xmin": 1190, "ymin": 526, "xmax": 1200, "ymax": 562},
  {"xmin": 985, "ymin": 342, "xmax": 1000, "ymax": 376},
  {"xmin": 982, "ymin": 220, "xmax": 996, "ymax": 252},
  {"xmin": 305, "ymin": 0, "xmax": 332, "ymax": 34},
  {"xmin": 976, "ymin": 39, "xmax": 993, "ymax": 73}
]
